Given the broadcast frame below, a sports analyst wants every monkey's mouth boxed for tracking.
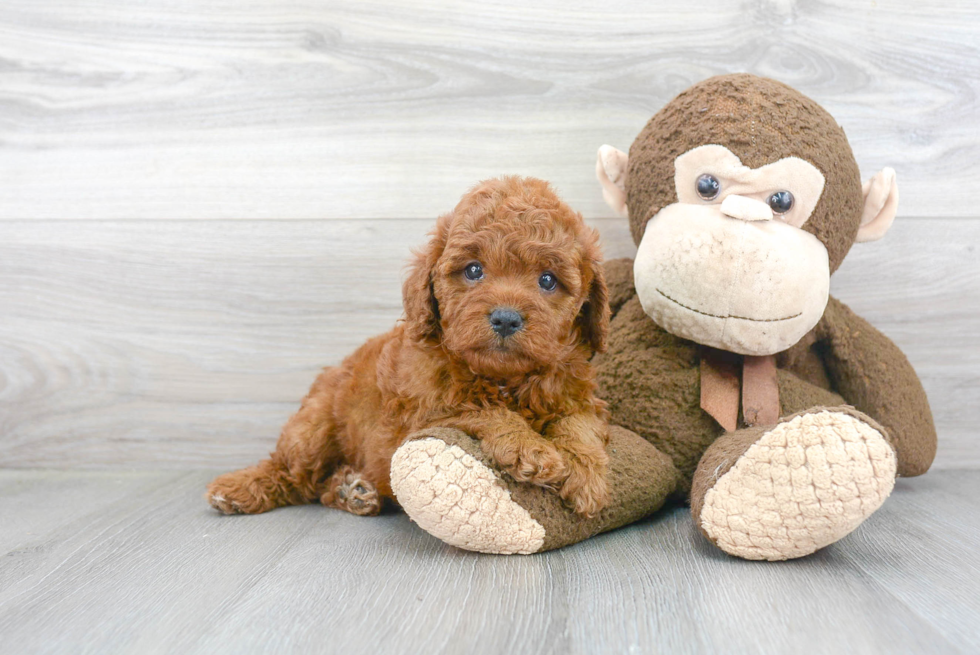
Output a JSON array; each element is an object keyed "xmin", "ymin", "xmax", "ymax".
[{"xmin": 655, "ymin": 289, "xmax": 802, "ymax": 323}]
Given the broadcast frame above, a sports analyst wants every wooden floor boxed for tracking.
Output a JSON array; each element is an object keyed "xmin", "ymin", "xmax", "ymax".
[{"xmin": 0, "ymin": 469, "xmax": 977, "ymax": 654}]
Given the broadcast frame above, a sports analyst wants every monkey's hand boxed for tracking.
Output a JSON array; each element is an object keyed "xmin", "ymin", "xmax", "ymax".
[{"xmin": 815, "ymin": 295, "xmax": 937, "ymax": 476}]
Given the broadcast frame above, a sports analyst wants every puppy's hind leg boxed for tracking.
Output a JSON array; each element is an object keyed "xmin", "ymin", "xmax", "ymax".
[
  {"xmin": 207, "ymin": 457, "xmax": 305, "ymax": 515},
  {"xmin": 207, "ymin": 367, "xmax": 346, "ymax": 515},
  {"xmin": 320, "ymin": 466, "xmax": 382, "ymax": 516}
]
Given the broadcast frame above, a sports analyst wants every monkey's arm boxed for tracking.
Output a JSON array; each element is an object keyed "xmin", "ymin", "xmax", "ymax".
[
  {"xmin": 816, "ymin": 296, "xmax": 937, "ymax": 476},
  {"xmin": 602, "ymin": 258, "xmax": 636, "ymax": 320}
]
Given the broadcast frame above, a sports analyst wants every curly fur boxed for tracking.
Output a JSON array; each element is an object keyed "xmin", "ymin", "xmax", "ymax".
[{"xmin": 207, "ymin": 176, "xmax": 612, "ymax": 518}]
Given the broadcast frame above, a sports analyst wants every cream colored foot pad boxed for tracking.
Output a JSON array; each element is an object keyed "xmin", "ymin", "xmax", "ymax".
[
  {"xmin": 700, "ymin": 411, "xmax": 897, "ymax": 561},
  {"xmin": 390, "ymin": 438, "xmax": 545, "ymax": 555}
]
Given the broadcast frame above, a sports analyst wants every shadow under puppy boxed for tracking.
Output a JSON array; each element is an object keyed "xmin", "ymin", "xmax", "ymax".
[{"xmin": 207, "ymin": 176, "xmax": 612, "ymax": 518}]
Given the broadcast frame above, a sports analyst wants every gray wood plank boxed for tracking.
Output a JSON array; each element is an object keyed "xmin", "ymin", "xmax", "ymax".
[
  {"xmin": 834, "ymin": 474, "xmax": 980, "ymax": 654},
  {"xmin": 0, "ymin": 471, "xmax": 189, "ymax": 598},
  {"xmin": 0, "ymin": 0, "xmax": 978, "ymax": 220},
  {"xmin": 0, "ymin": 469, "xmax": 975, "ymax": 654},
  {"xmin": 0, "ymin": 470, "xmax": 179, "ymax": 555},
  {"xmin": 0, "ymin": 217, "xmax": 975, "ymax": 470}
]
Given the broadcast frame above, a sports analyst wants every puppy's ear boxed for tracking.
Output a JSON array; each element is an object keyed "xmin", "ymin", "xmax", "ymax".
[
  {"xmin": 577, "ymin": 257, "xmax": 610, "ymax": 354},
  {"xmin": 403, "ymin": 213, "xmax": 450, "ymax": 342}
]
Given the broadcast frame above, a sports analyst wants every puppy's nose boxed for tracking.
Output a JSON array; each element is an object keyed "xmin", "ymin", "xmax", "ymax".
[{"xmin": 489, "ymin": 308, "xmax": 523, "ymax": 338}]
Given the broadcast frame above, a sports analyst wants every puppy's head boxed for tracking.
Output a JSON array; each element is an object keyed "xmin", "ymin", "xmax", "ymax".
[{"xmin": 403, "ymin": 176, "xmax": 609, "ymax": 378}]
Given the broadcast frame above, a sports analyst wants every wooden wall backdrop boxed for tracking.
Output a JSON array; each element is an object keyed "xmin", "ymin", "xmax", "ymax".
[{"xmin": 0, "ymin": 0, "xmax": 977, "ymax": 469}]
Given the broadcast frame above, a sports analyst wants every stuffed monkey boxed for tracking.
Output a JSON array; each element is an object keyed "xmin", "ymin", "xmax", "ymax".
[{"xmin": 389, "ymin": 74, "xmax": 937, "ymax": 560}]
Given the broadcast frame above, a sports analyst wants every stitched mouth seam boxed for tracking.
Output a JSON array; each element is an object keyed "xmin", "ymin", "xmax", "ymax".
[{"xmin": 656, "ymin": 289, "xmax": 801, "ymax": 323}]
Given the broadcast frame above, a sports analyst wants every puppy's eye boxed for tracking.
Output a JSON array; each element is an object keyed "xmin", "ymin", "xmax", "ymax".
[
  {"xmin": 538, "ymin": 272, "xmax": 558, "ymax": 292},
  {"xmin": 463, "ymin": 262, "xmax": 484, "ymax": 281}
]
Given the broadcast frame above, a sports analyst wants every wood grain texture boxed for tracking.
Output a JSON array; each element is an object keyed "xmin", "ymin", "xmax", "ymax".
[
  {"xmin": 0, "ymin": 469, "xmax": 977, "ymax": 654},
  {"xmin": 832, "ymin": 472, "xmax": 980, "ymax": 654},
  {"xmin": 0, "ymin": 216, "xmax": 975, "ymax": 470},
  {"xmin": 0, "ymin": 0, "xmax": 978, "ymax": 219}
]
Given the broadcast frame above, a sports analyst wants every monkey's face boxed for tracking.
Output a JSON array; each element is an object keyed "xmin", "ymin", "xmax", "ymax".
[
  {"xmin": 596, "ymin": 74, "xmax": 900, "ymax": 357},
  {"xmin": 633, "ymin": 145, "xmax": 830, "ymax": 356}
]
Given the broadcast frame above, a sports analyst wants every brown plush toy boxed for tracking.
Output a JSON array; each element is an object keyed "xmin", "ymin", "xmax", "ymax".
[{"xmin": 390, "ymin": 74, "xmax": 937, "ymax": 560}]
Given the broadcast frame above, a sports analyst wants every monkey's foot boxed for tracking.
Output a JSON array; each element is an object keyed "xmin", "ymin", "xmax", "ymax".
[
  {"xmin": 390, "ymin": 431, "xmax": 547, "ymax": 554},
  {"xmin": 691, "ymin": 408, "xmax": 897, "ymax": 561},
  {"xmin": 321, "ymin": 466, "xmax": 382, "ymax": 516}
]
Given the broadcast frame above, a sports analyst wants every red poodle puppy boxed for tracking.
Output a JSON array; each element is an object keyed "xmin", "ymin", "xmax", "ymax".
[{"xmin": 207, "ymin": 176, "xmax": 612, "ymax": 518}]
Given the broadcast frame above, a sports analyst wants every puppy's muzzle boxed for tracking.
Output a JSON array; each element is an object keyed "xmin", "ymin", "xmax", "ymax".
[{"xmin": 489, "ymin": 308, "xmax": 523, "ymax": 339}]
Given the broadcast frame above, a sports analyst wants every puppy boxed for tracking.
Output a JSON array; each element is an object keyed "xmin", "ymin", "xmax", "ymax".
[{"xmin": 207, "ymin": 176, "xmax": 611, "ymax": 518}]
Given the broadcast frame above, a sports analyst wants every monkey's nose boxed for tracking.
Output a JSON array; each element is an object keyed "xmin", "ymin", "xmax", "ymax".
[
  {"xmin": 720, "ymin": 195, "xmax": 773, "ymax": 222},
  {"xmin": 489, "ymin": 308, "xmax": 523, "ymax": 338}
]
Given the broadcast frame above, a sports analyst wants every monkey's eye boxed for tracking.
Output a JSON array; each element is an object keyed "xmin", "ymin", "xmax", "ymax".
[
  {"xmin": 538, "ymin": 272, "xmax": 558, "ymax": 292},
  {"xmin": 463, "ymin": 262, "xmax": 484, "ymax": 281},
  {"xmin": 696, "ymin": 174, "xmax": 721, "ymax": 200},
  {"xmin": 768, "ymin": 191, "xmax": 794, "ymax": 214}
]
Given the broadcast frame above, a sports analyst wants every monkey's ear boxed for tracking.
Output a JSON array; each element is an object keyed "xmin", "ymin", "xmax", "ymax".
[
  {"xmin": 596, "ymin": 145, "xmax": 629, "ymax": 218},
  {"xmin": 856, "ymin": 167, "xmax": 899, "ymax": 243},
  {"xmin": 402, "ymin": 214, "xmax": 449, "ymax": 342}
]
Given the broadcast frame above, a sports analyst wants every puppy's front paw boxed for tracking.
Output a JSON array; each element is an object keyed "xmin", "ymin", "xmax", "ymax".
[
  {"xmin": 489, "ymin": 435, "xmax": 569, "ymax": 489},
  {"xmin": 559, "ymin": 456, "xmax": 610, "ymax": 518}
]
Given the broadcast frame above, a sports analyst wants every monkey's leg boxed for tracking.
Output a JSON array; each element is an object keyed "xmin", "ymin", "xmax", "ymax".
[
  {"xmin": 206, "ymin": 367, "xmax": 346, "ymax": 515},
  {"xmin": 390, "ymin": 426, "xmax": 679, "ymax": 554},
  {"xmin": 690, "ymin": 406, "xmax": 897, "ymax": 561}
]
